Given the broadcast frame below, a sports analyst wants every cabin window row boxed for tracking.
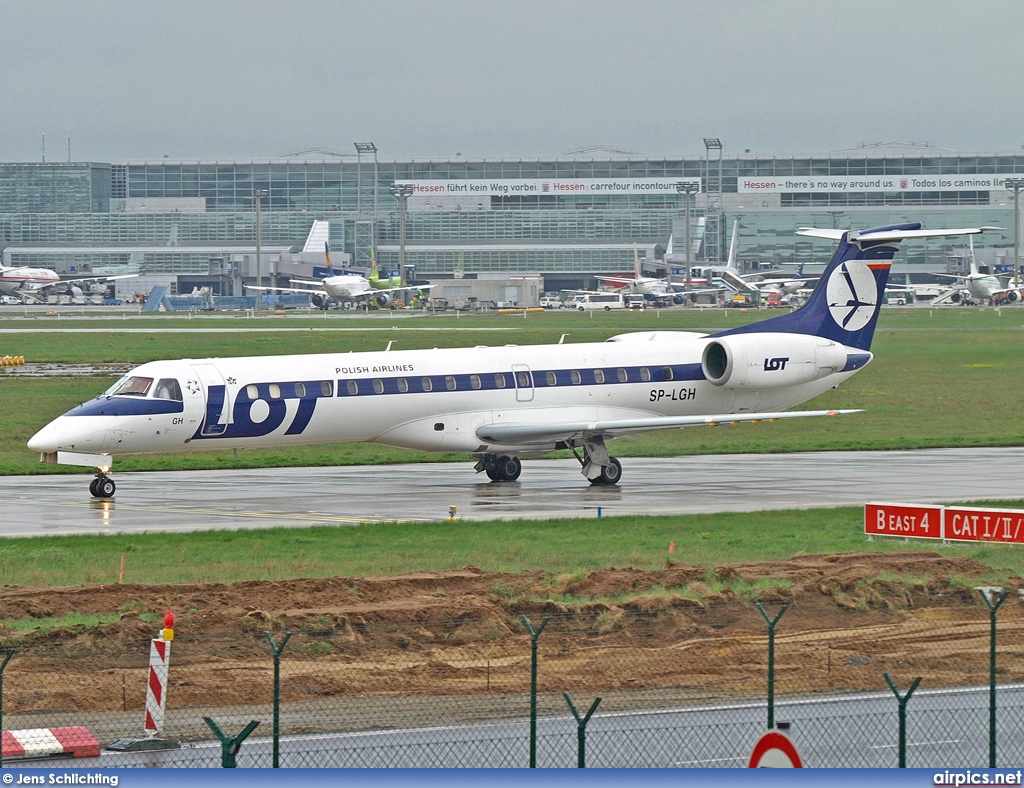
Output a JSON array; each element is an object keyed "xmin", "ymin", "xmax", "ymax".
[
  {"xmin": 242, "ymin": 381, "xmax": 334, "ymax": 400},
  {"xmin": 337, "ymin": 366, "xmax": 681, "ymax": 396}
]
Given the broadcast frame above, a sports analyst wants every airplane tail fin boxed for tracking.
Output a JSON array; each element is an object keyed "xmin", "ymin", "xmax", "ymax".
[
  {"xmin": 325, "ymin": 241, "xmax": 332, "ymax": 271},
  {"xmin": 634, "ymin": 244, "xmax": 641, "ymax": 280},
  {"xmin": 726, "ymin": 220, "xmax": 739, "ymax": 267},
  {"xmin": 968, "ymin": 235, "xmax": 979, "ymax": 277},
  {"xmin": 713, "ymin": 222, "xmax": 998, "ymax": 351}
]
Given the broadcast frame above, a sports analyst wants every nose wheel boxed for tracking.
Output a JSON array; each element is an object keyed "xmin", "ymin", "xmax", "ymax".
[{"xmin": 89, "ymin": 475, "xmax": 116, "ymax": 498}]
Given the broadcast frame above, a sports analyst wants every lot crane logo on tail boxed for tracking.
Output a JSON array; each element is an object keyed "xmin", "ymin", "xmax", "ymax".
[{"xmin": 826, "ymin": 262, "xmax": 879, "ymax": 331}]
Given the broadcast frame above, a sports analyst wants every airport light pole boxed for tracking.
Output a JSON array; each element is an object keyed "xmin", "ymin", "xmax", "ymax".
[
  {"xmin": 253, "ymin": 189, "xmax": 268, "ymax": 311},
  {"xmin": 676, "ymin": 181, "xmax": 699, "ymax": 285},
  {"xmin": 1004, "ymin": 178, "xmax": 1024, "ymax": 276},
  {"xmin": 390, "ymin": 183, "xmax": 415, "ymax": 289}
]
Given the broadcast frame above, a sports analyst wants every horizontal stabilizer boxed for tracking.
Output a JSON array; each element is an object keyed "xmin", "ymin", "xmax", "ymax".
[
  {"xmin": 797, "ymin": 226, "xmax": 1003, "ymax": 242},
  {"xmin": 477, "ymin": 409, "xmax": 860, "ymax": 446}
]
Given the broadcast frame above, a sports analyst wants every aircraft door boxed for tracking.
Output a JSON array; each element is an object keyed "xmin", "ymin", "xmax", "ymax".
[
  {"xmin": 100, "ymin": 430, "xmax": 124, "ymax": 453},
  {"xmin": 192, "ymin": 363, "xmax": 232, "ymax": 436},
  {"xmin": 512, "ymin": 364, "xmax": 534, "ymax": 402}
]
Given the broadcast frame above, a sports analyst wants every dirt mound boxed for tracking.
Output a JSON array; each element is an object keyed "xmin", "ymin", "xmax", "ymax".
[
  {"xmin": 0, "ymin": 552, "xmax": 994, "ymax": 642},
  {"xmin": 0, "ymin": 551, "xmax": 1016, "ymax": 720}
]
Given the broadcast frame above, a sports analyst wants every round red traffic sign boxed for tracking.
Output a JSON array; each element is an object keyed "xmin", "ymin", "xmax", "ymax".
[{"xmin": 748, "ymin": 730, "xmax": 803, "ymax": 768}]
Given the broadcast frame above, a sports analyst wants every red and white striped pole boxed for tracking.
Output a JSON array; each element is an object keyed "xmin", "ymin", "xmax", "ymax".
[{"xmin": 144, "ymin": 611, "xmax": 174, "ymax": 737}]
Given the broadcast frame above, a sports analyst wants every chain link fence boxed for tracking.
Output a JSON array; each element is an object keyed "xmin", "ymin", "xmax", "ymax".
[{"xmin": 4, "ymin": 593, "xmax": 1024, "ymax": 768}]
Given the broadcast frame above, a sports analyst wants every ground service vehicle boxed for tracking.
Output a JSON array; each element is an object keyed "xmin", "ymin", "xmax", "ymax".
[{"xmin": 575, "ymin": 292, "xmax": 625, "ymax": 311}]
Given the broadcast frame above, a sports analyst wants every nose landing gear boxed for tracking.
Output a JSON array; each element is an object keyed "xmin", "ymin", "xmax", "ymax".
[{"xmin": 89, "ymin": 474, "xmax": 116, "ymax": 498}]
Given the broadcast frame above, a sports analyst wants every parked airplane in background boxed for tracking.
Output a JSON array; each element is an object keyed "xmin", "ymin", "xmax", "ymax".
[
  {"xmin": 0, "ymin": 264, "xmax": 136, "ymax": 302},
  {"xmin": 28, "ymin": 222, "xmax": 997, "ymax": 498},
  {"xmin": 932, "ymin": 236, "xmax": 1022, "ymax": 305},
  {"xmin": 601, "ymin": 247, "xmax": 685, "ymax": 303},
  {"xmin": 247, "ymin": 243, "xmax": 431, "ymax": 309},
  {"xmin": 747, "ymin": 263, "xmax": 813, "ymax": 296}
]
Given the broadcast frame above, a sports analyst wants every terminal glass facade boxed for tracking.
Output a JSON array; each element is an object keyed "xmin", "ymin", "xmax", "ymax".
[{"xmin": 1, "ymin": 150, "xmax": 1022, "ymax": 278}]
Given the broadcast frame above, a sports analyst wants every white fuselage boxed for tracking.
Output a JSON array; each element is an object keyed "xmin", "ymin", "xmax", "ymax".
[
  {"xmin": 966, "ymin": 275, "xmax": 1002, "ymax": 301},
  {"xmin": 0, "ymin": 267, "xmax": 61, "ymax": 295},
  {"xmin": 27, "ymin": 333, "xmax": 860, "ymax": 460},
  {"xmin": 322, "ymin": 274, "xmax": 373, "ymax": 299}
]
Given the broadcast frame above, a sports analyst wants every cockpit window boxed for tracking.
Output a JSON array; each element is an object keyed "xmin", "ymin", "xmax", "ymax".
[
  {"xmin": 153, "ymin": 378, "xmax": 183, "ymax": 401},
  {"xmin": 109, "ymin": 376, "xmax": 154, "ymax": 397}
]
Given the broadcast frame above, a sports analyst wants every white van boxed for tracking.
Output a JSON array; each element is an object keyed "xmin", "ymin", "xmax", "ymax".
[{"xmin": 575, "ymin": 292, "xmax": 625, "ymax": 311}]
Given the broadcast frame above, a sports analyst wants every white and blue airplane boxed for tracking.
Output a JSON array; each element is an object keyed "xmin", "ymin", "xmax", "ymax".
[{"xmin": 28, "ymin": 222, "xmax": 996, "ymax": 498}]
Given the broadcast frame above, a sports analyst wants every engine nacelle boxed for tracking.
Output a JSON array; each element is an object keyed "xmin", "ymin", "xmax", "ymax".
[
  {"xmin": 374, "ymin": 292, "xmax": 392, "ymax": 308},
  {"xmin": 701, "ymin": 333, "xmax": 854, "ymax": 390},
  {"xmin": 1006, "ymin": 290, "xmax": 1021, "ymax": 303}
]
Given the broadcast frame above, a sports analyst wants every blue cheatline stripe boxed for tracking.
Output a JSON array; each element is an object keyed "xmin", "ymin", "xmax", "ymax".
[
  {"xmin": 67, "ymin": 397, "xmax": 185, "ymax": 416},
  {"xmin": 64, "ymin": 363, "xmax": 710, "ymax": 417},
  {"xmin": 336, "ymin": 363, "xmax": 705, "ymax": 397}
]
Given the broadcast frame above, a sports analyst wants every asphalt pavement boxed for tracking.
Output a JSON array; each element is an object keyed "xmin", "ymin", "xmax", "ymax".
[{"xmin": 1, "ymin": 447, "xmax": 1022, "ymax": 536}]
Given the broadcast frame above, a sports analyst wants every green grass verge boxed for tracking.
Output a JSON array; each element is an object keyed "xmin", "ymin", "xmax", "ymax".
[{"xmin": 3, "ymin": 504, "xmax": 1023, "ymax": 589}]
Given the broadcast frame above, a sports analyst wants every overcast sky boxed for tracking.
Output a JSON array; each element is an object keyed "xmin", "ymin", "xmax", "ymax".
[{"xmin": 3, "ymin": 0, "xmax": 1022, "ymax": 163}]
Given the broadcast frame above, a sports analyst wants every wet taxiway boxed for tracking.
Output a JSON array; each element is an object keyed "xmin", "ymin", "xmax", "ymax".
[{"xmin": 1, "ymin": 447, "xmax": 1021, "ymax": 536}]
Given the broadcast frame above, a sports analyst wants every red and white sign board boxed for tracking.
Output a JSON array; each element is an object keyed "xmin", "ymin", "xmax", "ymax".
[
  {"xmin": 866, "ymin": 503, "xmax": 1024, "ymax": 545},
  {"xmin": 749, "ymin": 730, "xmax": 803, "ymax": 768},
  {"xmin": 945, "ymin": 506, "xmax": 1024, "ymax": 544},
  {"xmin": 865, "ymin": 502, "xmax": 943, "ymax": 540}
]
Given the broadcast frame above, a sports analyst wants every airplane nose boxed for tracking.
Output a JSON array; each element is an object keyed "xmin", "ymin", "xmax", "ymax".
[{"xmin": 28, "ymin": 420, "xmax": 60, "ymax": 452}]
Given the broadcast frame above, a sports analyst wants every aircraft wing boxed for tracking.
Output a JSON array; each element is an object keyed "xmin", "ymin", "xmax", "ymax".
[
  {"xmin": 62, "ymin": 273, "xmax": 139, "ymax": 286},
  {"xmin": 476, "ymin": 408, "xmax": 860, "ymax": 446},
  {"xmin": 245, "ymin": 284, "xmax": 320, "ymax": 294},
  {"xmin": 361, "ymin": 284, "xmax": 434, "ymax": 295},
  {"xmin": 26, "ymin": 273, "xmax": 139, "ymax": 293}
]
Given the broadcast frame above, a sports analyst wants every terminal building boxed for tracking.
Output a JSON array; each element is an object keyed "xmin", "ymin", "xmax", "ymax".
[{"xmin": 1, "ymin": 142, "xmax": 1022, "ymax": 302}]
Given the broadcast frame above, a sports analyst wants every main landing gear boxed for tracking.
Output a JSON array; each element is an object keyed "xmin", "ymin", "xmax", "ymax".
[
  {"xmin": 476, "ymin": 454, "xmax": 522, "ymax": 482},
  {"xmin": 570, "ymin": 434, "xmax": 622, "ymax": 486},
  {"xmin": 89, "ymin": 473, "xmax": 116, "ymax": 498},
  {"xmin": 474, "ymin": 435, "xmax": 624, "ymax": 486}
]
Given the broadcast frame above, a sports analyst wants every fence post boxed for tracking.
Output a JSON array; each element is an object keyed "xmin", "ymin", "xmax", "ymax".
[
  {"xmin": 884, "ymin": 673, "xmax": 922, "ymax": 768},
  {"xmin": 563, "ymin": 692, "xmax": 601, "ymax": 768},
  {"xmin": 521, "ymin": 614, "xmax": 549, "ymax": 768},
  {"xmin": 977, "ymin": 587, "xmax": 1009, "ymax": 767},
  {"xmin": 203, "ymin": 717, "xmax": 260, "ymax": 768},
  {"xmin": 756, "ymin": 603, "xmax": 789, "ymax": 729},
  {"xmin": 0, "ymin": 649, "xmax": 13, "ymax": 769},
  {"xmin": 264, "ymin": 631, "xmax": 292, "ymax": 768}
]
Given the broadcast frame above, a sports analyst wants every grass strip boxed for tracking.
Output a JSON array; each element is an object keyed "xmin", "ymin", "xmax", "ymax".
[{"xmin": 2, "ymin": 504, "xmax": 1023, "ymax": 589}]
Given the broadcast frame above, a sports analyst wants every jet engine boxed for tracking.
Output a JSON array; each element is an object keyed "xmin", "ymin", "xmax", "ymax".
[
  {"xmin": 1005, "ymin": 290, "xmax": 1021, "ymax": 303},
  {"xmin": 374, "ymin": 292, "xmax": 392, "ymax": 308},
  {"xmin": 701, "ymin": 333, "xmax": 853, "ymax": 390},
  {"xmin": 310, "ymin": 293, "xmax": 329, "ymax": 310}
]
